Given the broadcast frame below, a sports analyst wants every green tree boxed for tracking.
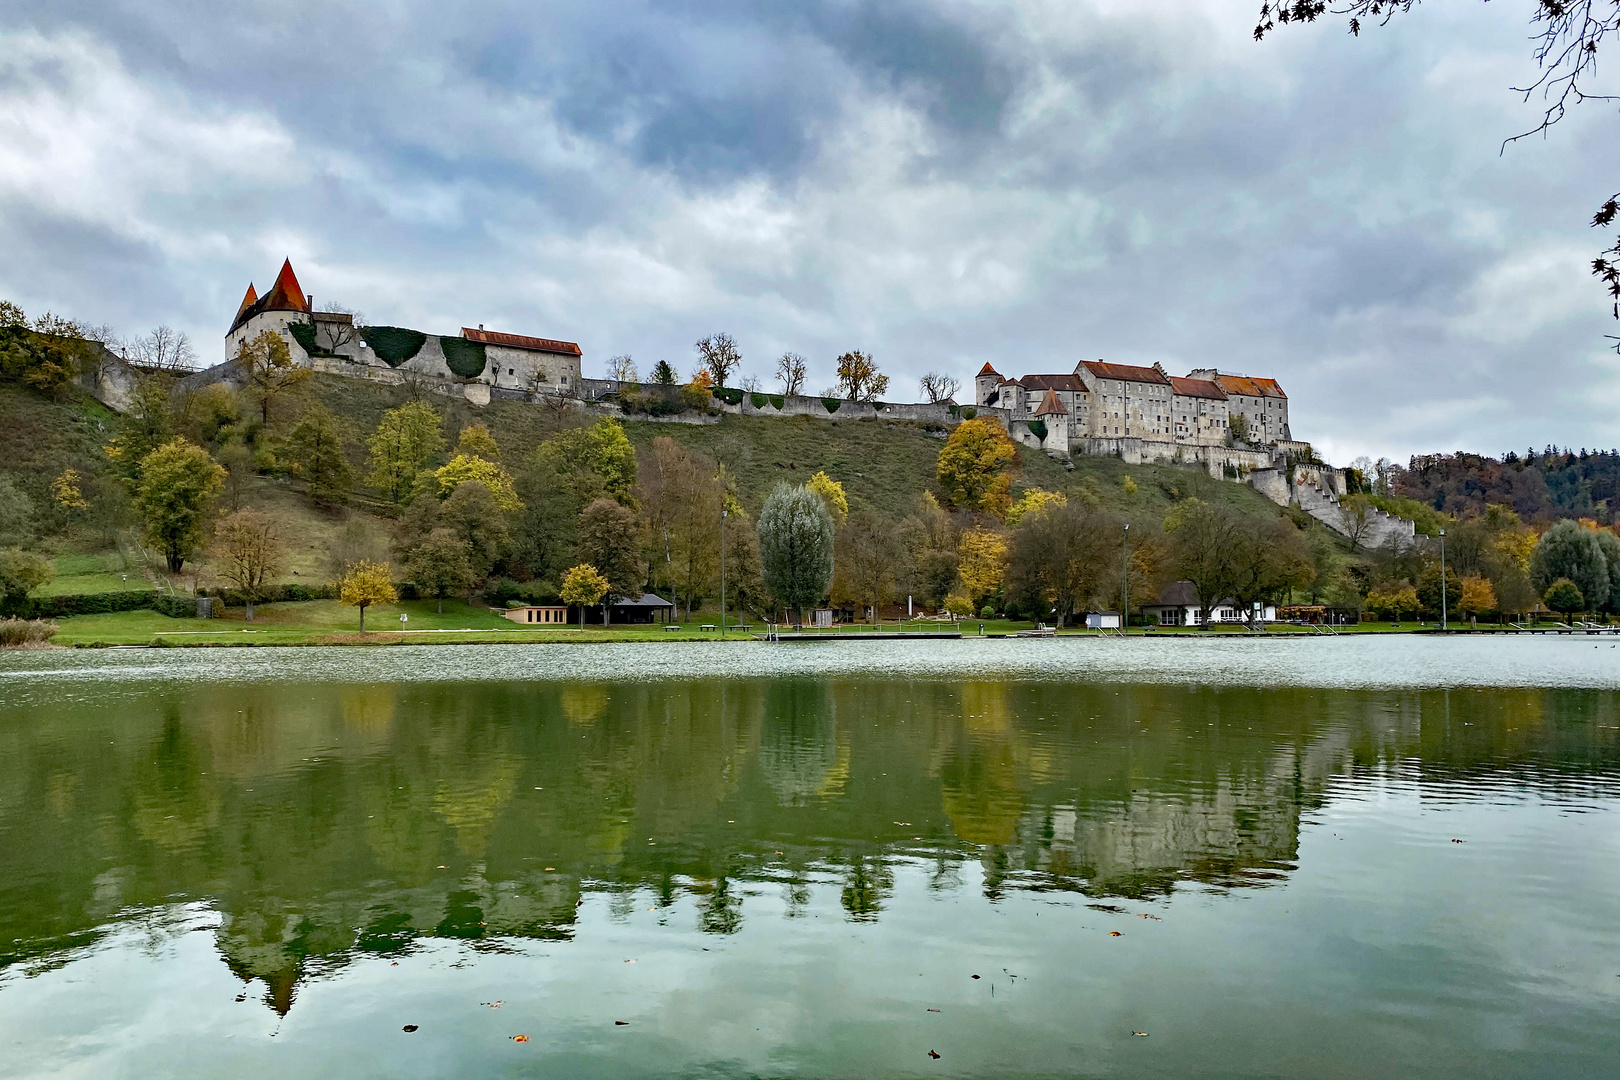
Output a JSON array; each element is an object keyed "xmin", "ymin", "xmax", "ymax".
[
  {"xmin": 1417, "ymin": 565, "xmax": 1462, "ymax": 620},
  {"xmin": 936, "ymin": 419, "xmax": 1020, "ymax": 519},
  {"xmin": 0, "ymin": 548, "xmax": 52, "ymax": 612},
  {"xmin": 211, "ymin": 509, "xmax": 286, "ymax": 620},
  {"xmin": 525, "ymin": 418, "xmax": 637, "ymax": 506},
  {"xmin": 1165, "ymin": 498, "xmax": 1242, "ymax": 626},
  {"xmin": 135, "ymin": 438, "xmax": 226, "ymax": 572},
  {"xmin": 435, "ymin": 454, "xmax": 522, "ymax": 512},
  {"xmin": 758, "ymin": 483, "xmax": 835, "ymax": 625},
  {"xmin": 1543, "ymin": 578, "xmax": 1585, "ymax": 624},
  {"xmin": 339, "ymin": 560, "xmax": 397, "ymax": 631},
  {"xmin": 650, "ymin": 359, "xmax": 678, "ymax": 385},
  {"xmin": 1005, "ymin": 502, "xmax": 1119, "ymax": 627},
  {"xmin": 1592, "ymin": 530, "xmax": 1620, "ymax": 612},
  {"xmin": 438, "ymin": 481, "xmax": 511, "ymax": 579},
  {"xmin": 284, "ymin": 404, "xmax": 354, "ymax": 506},
  {"xmin": 1530, "ymin": 521, "xmax": 1609, "ymax": 614},
  {"xmin": 833, "ymin": 510, "xmax": 900, "ymax": 623},
  {"xmin": 405, "ymin": 528, "xmax": 475, "ymax": 613},
  {"xmin": 560, "ymin": 562, "xmax": 610, "ymax": 629},
  {"xmin": 638, "ymin": 437, "xmax": 721, "ymax": 620},
  {"xmin": 366, "ymin": 401, "xmax": 446, "ymax": 503},
  {"xmin": 104, "ymin": 375, "xmax": 176, "ymax": 484},
  {"xmin": 578, "ymin": 498, "xmax": 645, "ymax": 616},
  {"xmin": 455, "ymin": 423, "xmax": 501, "ymax": 461}
]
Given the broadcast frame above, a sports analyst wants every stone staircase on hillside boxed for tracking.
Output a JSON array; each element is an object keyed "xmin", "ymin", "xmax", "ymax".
[{"xmin": 1291, "ymin": 474, "xmax": 1415, "ymax": 548}]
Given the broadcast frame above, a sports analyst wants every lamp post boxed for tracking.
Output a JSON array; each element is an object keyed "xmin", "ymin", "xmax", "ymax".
[
  {"xmin": 1121, "ymin": 523, "xmax": 1130, "ymax": 633},
  {"xmin": 1438, "ymin": 528, "xmax": 1447, "ymax": 632},
  {"xmin": 720, "ymin": 507, "xmax": 728, "ymax": 640}
]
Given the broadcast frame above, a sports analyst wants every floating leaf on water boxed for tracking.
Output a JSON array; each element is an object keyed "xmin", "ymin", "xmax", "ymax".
[
  {"xmin": 402, "ymin": 1024, "xmax": 419, "ymax": 1033},
  {"xmin": 928, "ymin": 1050, "xmax": 941, "ymax": 1059},
  {"xmin": 544, "ymin": 866, "xmax": 555, "ymax": 871},
  {"xmin": 1109, "ymin": 931, "xmax": 1122, "ymax": 937},
  {"xmin": 511, "ymin": 1034, "xmax": 529, "ymax": 1042}
]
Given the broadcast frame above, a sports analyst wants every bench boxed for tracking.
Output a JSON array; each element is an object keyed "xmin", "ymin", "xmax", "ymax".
[{"xmin": 664, "ymin": 625, "xmax": 683, "ymax": 631}]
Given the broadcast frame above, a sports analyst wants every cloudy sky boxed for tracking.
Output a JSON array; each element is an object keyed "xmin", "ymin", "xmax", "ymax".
[{"xmin": 2, "ymin": 0, "xmax": 1617, "ymax": 464}]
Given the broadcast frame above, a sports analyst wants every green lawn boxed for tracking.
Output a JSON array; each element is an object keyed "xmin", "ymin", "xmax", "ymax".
[{"xmin": 36, "ymin": 552, "xmax": 151, "ymax": 597}]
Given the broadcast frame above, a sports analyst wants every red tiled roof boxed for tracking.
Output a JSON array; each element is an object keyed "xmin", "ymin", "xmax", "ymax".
[
  {"xmin": 978, "ymin": 362, "xmax": 1000, "ymax": 376},
  {"xmin": 1019, "ymin": 374, "xmax": 1088, "ymax": 392},
  {"xmin": 1249, "ymin": 377, "xmax": 1287, "ymax": 399},
  {"xmin": 1169, "ymin": 376, "xmax": 1226, "ymax": 400},
  {"xmin": 1034, "ymin": 388, "xmax": 1068, "ymax": 416},
  {"xmin": 234, "ymin": 284, "xmax": 258, "ymax": 322},
  {"xmin": 462, "ymin": 327, "xmax": 582, "ymax": 356},
  {"xmin": 1079, "ymin": 360, "xmax": 1170, "ymax": 386},
  {"xmin": 1213, "ymin": 373, "xmax": 1284, "ymax": 399}
]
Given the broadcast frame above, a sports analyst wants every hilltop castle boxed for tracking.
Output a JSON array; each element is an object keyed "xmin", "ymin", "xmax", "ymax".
[{"xmin": 226, "ymin": 260, "xmax": 582, "ymax": 405}]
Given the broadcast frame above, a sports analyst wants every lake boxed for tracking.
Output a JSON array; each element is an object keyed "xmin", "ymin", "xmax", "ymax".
[{"xmin": 1, "ymin": 637, "xmax": 1617, "ymax": 1078}]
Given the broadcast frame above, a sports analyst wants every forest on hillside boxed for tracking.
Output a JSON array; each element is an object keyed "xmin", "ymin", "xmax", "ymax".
[{"xmin": 1357, "ymin": 448, "xmax": 1620, "ymax": 526}]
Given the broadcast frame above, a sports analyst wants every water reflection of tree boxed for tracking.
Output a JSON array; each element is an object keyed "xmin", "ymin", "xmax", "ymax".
[{"xmin": 1, "ymin": 679, "xmax": 1616, "ymax": 1015}]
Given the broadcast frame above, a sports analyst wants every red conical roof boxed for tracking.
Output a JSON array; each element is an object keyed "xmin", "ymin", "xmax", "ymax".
[
  {"xmin": 978, "ymin": 362, "xmax": 1000, "ymax": 376},
  {"xmin": 233, "ymin": 283, "xmax": 258, "ymax": 322},
  {"xmin": 260, "ymin": 259, "xmax": 308, "ymax": 313}
]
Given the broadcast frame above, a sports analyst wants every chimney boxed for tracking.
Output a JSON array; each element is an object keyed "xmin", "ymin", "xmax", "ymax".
[
  {"xmin": 307, "ymin": 295, "xmax": 313, "ymax": 312},
  {"xmin": 478, "ymin": 323, "xmax": 485, "ymax": 331}
]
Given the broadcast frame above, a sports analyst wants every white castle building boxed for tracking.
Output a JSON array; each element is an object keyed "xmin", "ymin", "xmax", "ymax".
[{"xmin": 225, "ymin": 260, "xmax": 582, "ymax": 405}]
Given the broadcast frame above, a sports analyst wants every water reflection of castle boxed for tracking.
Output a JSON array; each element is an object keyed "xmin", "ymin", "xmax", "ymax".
[{"xmin": 2, "ymin": 680, "xmax": 1609, "ymax": 1015}]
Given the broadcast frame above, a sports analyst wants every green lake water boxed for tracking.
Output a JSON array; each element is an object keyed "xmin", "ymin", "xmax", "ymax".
[{"xmin": 1, "ymin": 637, "xmax": 1617, "ymax": 1078}]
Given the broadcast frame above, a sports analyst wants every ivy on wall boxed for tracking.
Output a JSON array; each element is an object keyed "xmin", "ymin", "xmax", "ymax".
[
  {"xmin": 711, "ymin": 386, "xmax": 745, "ymax": 406},
  {"xmin": 749, "ymin": 392, "xmax": 769, "ymax": 409},
  {"xmin": 359, "ymin": 326, "xmax": 427, "ymax": 368},
  {"xmin": 440, "ymin": 336, "xmax": 488, "ymax": 379},
  {"xmin": 769, "ymin": 394, "xmax": 785, "ymax": 410},
  {"xmin": 1027, "ymin": 419, "xmax": 1047, "ymax": 441},
  {"xmin": 822, "ymin": 397, "xmax": 842, "ymax": 413}
]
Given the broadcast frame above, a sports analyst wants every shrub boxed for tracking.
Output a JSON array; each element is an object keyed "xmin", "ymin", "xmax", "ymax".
[
  {"xmin": 359, "ymin": 326, "xmax": 427, "ymax": 367},
  {"xmin": 712, "ymin": 386, "xmax": 744, "ymax": 406},
  {"xmin": 750, "ymin": 392, "xmax": 769, "ymax": 409},
  {"xmin": 949, "ymin": 403, "xmax": 959, "ymax": 418},
  {"xmin": 769, "ymin": 394, "xmax": 785, "ymax": 410},
  {"xmin": 152, "ymin": 594, "xmax": 199, "ymax": 618},
  {"xmin": 27, "ymin": 590, "xmax": 159, "ymax": 618},
  {"xmin": 487, "ymin": 578, "xmax": 524, "ymax": 606},
  {"xmin": 979, "ymin": 604, "xmax": 995, "ymax": 619},
  {"xmin": 440, "ymin": 336, "xmax": 487, "ymax": 379},
  {"xmin": 620, "ymin": 391, "xmax": 684, "ymax": 416},
  {"xmin": 0, "ymin": 617, "xmax": 56, "ymax": 648},
  {"xmin": 959, "ymin": 406, "xmax": 977, "ymax": 420},
  {"xmin": 1026, "ymin": 420, "xmax": 1047, "ymax": 441},
  {"xmin": 822, "ymin": 397, "xmax": 842, "ymax": 413}
]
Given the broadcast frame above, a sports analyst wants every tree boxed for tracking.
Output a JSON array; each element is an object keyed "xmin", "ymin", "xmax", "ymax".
[
  {"xmin": 957, "ymin": 527, "xmax": 1007, "ymax": 607},
  {"xmin": 835, "ymin": 350, "xmax": 889, "ymax": 401},
  {"xmin": 897, "ymin": 492, "xmax": 959, "ymax": 610},
  {"xmin": 406, "ymin": 528, "xmax": 475, "ymax": 613},
  {"xmin": 285, "ymin": 404, "xmax": 354, "ymax": 506},
  {"xmin": 1366, "ymin": 582, "xmax": 1420, "ymax": 620},
  {"xmin": 694, "ymin": 333, "xmax": 742, "ymax": 386},
  {"xmin": 212, "ymin": 509, "xmax": 287, "ymax": 620},
  {"xmin": 234, "ymin": 330, "xmax": 311, "ymax": 425},
  {"xmin": 758, "ymin": 483, "xmax": 835, "ymax": 625},
  {"xmin": 638, "ymin": 437, "xmax": 722, "ymax": 620},
  {"xmin": 1530, "ymin": 521, "xmax": 1609, "ymax": 613},
  {"xmin": 1544, "ymin": 578, "xmax": 1586, "ymax": 623},
  {"xmin": 1227, "ymin": 515, "xmax": 1316, "ymax": 624},
  {"xmin": 650, "ymin": 359, "xmax": 678, "ymax": 386},
  {"xmin": 936, "ymin": 419, "xmax": 1020, "ymax": 519},
  {"xmin": 776, "ymin": 353, "xmax": 808, "ymax": 395},
  {"xmin": 129, "ymin": 325, "xmax": 197, "ymax": 371},
  {"xmin": 0, "ymin": 303, "xmax": 99, "ymax": 393},
  {"xmin": 0, "ymin": 548, "xmax": 52, "ymax": 611},
  {"xmin": 316, "ymin": 301, "xmax": 365, "ymax": 353},
  {"xmin": 52, "ymin": 468, "xmax": 89, "ymax": 516},
  {"xmin": 1417, "ymin": 565, "xmax": 1462, "ymax": 618},
  {"xmin": 834, "ymin": 511, "xmax": 900, "ymax": 623},
  {"xmin": 920, "ymin": 371, "xmax": 961, "ymax": 404},
  {"xmin": 607, "ymin": 355, "xmax": 639, "ymax": 384},
  {"xmin": 366, "ymin": 401, "xmax": 446, "ymax": 502},
  {"xmin": 1459, "ymin": 575, "xmax": 1497, "ymax": 621},
  {"xmin": 434, "ymin": 454, "xmax": 522, "ymax": 511},
  {"xmin": 526, "ymin": 418, "xmax": 638, "ymax": 507},
  {"xmin": 339, "ymin": 560, "xmax": 397, "ymax": 631},
  {"xmin": 806, "ymin": 470, "xmax": 849, "ymax": 526},
  {"xmin": 1165, "ymin": 498, "xmax": 1243, "ymax": 625},
  {"xmin": 1228, "ymin": 412, "xmax": 1251, "ymax": 445},
  {"xmin": 1256, "ymin": 1, "xmax": 1620, "ymax": 329},
  {"xmin": 439, "ymin": 481, "xmax": 512, "ymax": 579},
  {"xmin": 723, "ymin": 510, "xmax": 767, "ymax": 618},
  {"xmin": 1592, "ymin": 529, "xmax": 1620, "ymax": 612},
  {"xmin": 1339, "ymin": 494, "xmax": 1376, "ymax": 553},
  {"xmin": 560, "ymin": 563, "xmax": 610, "ymax": 629},
  {"xmin": 455, "ymin": 423, "xmax": 501, "ymax": 461},
  {"xmin": 1005, "ymin": 502, "xmax": 1118, "ymax": 626},
  {"xmin": 135, "ymin": 438, "xmax": 226, "ymax": 572},
  {"xmin": 578, "ymin": 498, "xmax": 646, "ymax": 616},
  {"xmin": 104, "ymin": 375, "xmax": 176, "ymax": 485}
]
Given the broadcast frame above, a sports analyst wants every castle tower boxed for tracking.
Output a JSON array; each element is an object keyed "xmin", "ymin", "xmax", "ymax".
[
  {"xmin": 975, "ymin": 362, "xmax": 1003, "ymax": 407},
  {"xmin": 1034, "ymin": 388, "xmax": 1070, "ymax": 454},
  {"xmin": 226, "ymin": 259, "xmax": 313, "ymax": 362}
]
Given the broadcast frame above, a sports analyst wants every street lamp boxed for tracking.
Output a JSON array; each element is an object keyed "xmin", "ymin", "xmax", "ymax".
[
  {"xmin": 1121, "ymin": 523, "xmax": 1130, "ymax": 632},
  {"xmin": 720, "ymin": 507, "xmax": 728, "ymax": 640},
  {"xmin": 1438, "ymin": 528, "xmax": 1447, "ymax": 632}
]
